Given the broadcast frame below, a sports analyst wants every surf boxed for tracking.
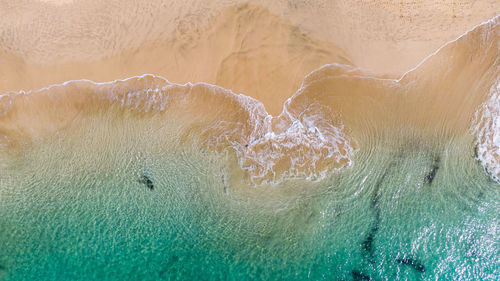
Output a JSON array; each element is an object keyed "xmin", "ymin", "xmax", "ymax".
[{"xmin": 0, "ymin": 6, "xmax": 499, "ymax": 281}]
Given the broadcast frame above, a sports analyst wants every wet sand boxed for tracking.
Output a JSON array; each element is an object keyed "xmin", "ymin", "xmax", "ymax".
[
  {"xmin": 1, "ymin": 0, "xmax": 500, "ymax": 182},
  {"xmin": 0, "ymin": 2, "xmax": 499, "ymax": 279},
  {"xmin": 1, "ymin": 0, "xmax": 499, "ymax": 115}
]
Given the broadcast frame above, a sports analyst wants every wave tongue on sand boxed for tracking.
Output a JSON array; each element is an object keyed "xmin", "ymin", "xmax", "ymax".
[
  {"xmin": 0, "ymin": 74, "xmax": 355, "ymax": 185},
  {"xmin": 107, "ymin": 76, "xmax": 356, "ymax": 184},
  {"xmin": 0, "ymin": 13, "xmax": 500, "ymax": 185},
  {"xmin": 473, "ymin": 79, "xmax": 500, "ymax": 182}
]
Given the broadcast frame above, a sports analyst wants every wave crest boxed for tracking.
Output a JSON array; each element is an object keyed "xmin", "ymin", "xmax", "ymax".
[
  {"xmin": 473, "ymin": 79, "xmax": 500, "ymax": 182},
  {"xmin": 0, "ymin": 75, "xmax": 355, "ymax": 185}
]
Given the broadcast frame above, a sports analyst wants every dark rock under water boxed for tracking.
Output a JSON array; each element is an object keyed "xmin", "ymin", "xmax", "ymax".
[
  {"xmin": 363, "ymin": 163, "xmax": 394, "ymax": 263},
  {"xmin": 396, "ymin": 257, "xmax": 426, "ymax": 273},
  {"xmin": 424, "ymin": 155, "xmax": 441, "ymax": 185},
  {"xmin": 139, "ymin": 175, "xmax": 154, "ymax": 190},
  {"xmin": 362, "ymin": 223, "xmax": 379, "ymax": 263},
  {"xmin": 351, "ymin": 270, "xmax": 373, "ymax": 281},
  {"xmin": 159, "ymin": 255, "xmax": 180, "ymax": 277}
]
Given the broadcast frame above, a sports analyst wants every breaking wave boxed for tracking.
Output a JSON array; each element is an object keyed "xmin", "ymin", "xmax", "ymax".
[
  {"xmin": 1, "ymin": 14, "xmax": 500, "ymax": 185},
  {"xmin": 473, "ymin": 79, "xmax": 500, "ymax": 182},
  {"xmin": 0, "ymin": 75, "xmax": 355, "ymax": 185}
]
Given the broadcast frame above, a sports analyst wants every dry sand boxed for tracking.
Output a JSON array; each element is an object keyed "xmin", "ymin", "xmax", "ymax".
[
  {"xmin": 1, "ymin": 0, "xmax": 499, "ymax": 115},
  {"xmin": 1, "ymin": 0, "xmax": 499, "ymax": 182}
]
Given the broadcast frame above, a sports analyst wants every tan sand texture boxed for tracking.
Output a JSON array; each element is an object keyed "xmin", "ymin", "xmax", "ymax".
[
  {"xmin": 1, "ymin": 0, "xmax": 499, "ymax": 115},
  {"xmin": 1, "ymin": 1, "xmax": 499, "ymax": 183},
  {"xmin": 1, "ymin": 15, "xmax": 499, "ymax": 184}
]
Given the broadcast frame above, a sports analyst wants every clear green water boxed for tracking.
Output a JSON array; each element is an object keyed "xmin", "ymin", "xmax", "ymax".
[{"xmin": 0, "ymin": 126, "xmax": 498, "ymax": 280}]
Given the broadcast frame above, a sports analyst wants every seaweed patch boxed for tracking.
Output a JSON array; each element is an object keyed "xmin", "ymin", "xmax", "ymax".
[
  {"xmin": 362, "ymin": 223, "xmax": 379, "ymax": 263},
  {"xmin": 139, "ymin": 174, "xmax": 154, "ymax": 190},
  {"xmin": 159, "ymin": 255, "xmax": 180, "ymax": 277},
  {"xmin": 362, "ymin": 163, "xmax": 393, "ymax": 263},
  {"xmin": 351, "ymin": 270, "xmax": 372, "ymax": 281},
  {"xmin": 424, "ymin": 155, "xmax": 440, "ymax": 185},
  {"xmin": 396, "ymin": 257, "xmax": 425, "ymax": 273}
]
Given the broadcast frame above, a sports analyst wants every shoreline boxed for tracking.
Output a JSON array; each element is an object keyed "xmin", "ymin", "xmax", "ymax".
[
  {"xmin": 1, "ymin": 2, "xmax": 499, "ymax": 114},
  {"xmin": 0, "ymin": 3, "xmax": 499, "ymax": 183}
]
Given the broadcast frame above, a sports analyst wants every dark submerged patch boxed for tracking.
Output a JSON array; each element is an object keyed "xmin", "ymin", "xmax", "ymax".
[
  {"xmin": 159, "ymin": 255, "xmax": 180, "ymax": 277},
  {"xmin": 363, "ymin": 163, "xmax": 393, "ymax": 263},
  {"xmin": 396, "ymin": 257, "xmax": 425, "ymax": 273},
  {"xmin": 351, "ymin": 270, "xmax": 372, "ymax": 281},
  {"xmin": 370, "ymin": 170, "xmax": 388, "ymax": 208},
  {"xmin": 139, "ymin": 174, "xmax": 154, "ymax": 190},
  {"xmin": 362, "ymin": 223, "xmax": 379, "ymax": 263},
  {"xmin": 424, "ymin": 156, "xmax": 440, "ymax": 185}
]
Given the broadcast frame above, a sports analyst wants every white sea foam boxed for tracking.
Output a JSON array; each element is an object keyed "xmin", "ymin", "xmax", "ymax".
[
  {"xmin": 214, "ymin": 106, "xmax": 353, "ymax": 185},
  {"xmin": 106, "ymin": 78, "xmax": 356, "ymax": 185},
  {"xmin": 0, "ymin": 74, "xmax": 355, "ymax": 185},
  {"xmin": 103, "ymin": 75, "xmax": 355, "ymax": 185},
  {"xmin": 187, "ymin": 82, "xmax": 355, "ymax": 185},
  {"xmin": 2, "ymin": 13, "xmax": 498, "ymax": 185},
  {"xmin": 0, "ymin": 94, "xmax": 13, "ymax": 117},
  {"xmin": 472, "ymin": 79, "xmax": 500, "ymax": 182}
]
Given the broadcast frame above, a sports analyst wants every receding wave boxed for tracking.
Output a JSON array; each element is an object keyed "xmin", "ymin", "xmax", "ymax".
[
  {"xmin": 473, "ymin": 79, "xmax": 500, "ymax": 182},
  {"xmin": 2, "ymin": 3, "xmax": 500, "ymax": 280},
  {"xmin": 0, "ymin": 75, "xmax": 355, "ymax": 185},
  {"xmin": 1, "ymin": 14, "xmax": 500, "ymax": 184}
]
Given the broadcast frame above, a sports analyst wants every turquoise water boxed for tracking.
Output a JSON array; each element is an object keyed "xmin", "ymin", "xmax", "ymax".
[
  {"xmin": 0, "ymin": 11, "xmax": 499, "ymax": 281},
  {"xmin": 0, "ymin": 122, "xmax": 498, "ymax": 280}
]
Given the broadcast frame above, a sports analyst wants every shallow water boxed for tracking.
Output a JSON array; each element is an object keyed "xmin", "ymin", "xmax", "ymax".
[
  {"xmin": 0, "ymin": 116, "xmax": 498, "ymax": 280},
  {"xmin": 0, "ymin": 4, "xmax": 500, "ymax": 281}
]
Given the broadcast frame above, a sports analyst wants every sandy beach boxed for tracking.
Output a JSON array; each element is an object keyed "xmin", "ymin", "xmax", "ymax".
[
  {"xmin": 1, "ymin": 0, "xmax": 499, "ymax": 115},
  {"xmin": 1, "ymin": 0, "xmax": 499, "ymax": 181},
  {"xmin": 1, "ymin": 2, "xmax": 500, "ymax": 280}
]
